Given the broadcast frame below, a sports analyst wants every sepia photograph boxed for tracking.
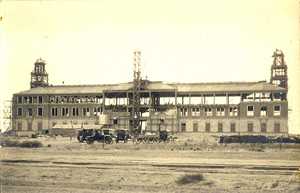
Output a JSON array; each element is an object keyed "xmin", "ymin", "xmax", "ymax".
[{"xmin": 0, "ymin": 0, "xmax": 300, "ymax": 192}]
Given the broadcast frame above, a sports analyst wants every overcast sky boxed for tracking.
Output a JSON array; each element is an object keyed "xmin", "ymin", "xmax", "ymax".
[{"xmin": 0, "ymin": 0, "xmax": 299, "ymax": 133}]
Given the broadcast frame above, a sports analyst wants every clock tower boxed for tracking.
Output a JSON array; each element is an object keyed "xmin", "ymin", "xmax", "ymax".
[
  {"xmin": 30, "ymin": 58, "xmax": 49, "ymax": 88},
  {"xmin": 270, "ymin": 49, "xmax": 288, "ymax": 89}
]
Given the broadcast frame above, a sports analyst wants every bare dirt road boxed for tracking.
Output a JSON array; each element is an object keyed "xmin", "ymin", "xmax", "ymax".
[{"xmin": 0, "ymin": 135, "xmax": 300, "ymax": 193}]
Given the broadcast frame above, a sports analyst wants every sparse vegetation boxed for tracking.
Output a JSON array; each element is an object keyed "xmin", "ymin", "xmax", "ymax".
[
  {"xmin": 176, "ymin": 174, "xmax": 204, "ymax": 185},
  {"xmin": 0, "ymin": 138, "xmax": 43, "ymax": 148},
  {"xmin": 1, "ymin": 134, "xmax": 300, "ymax": 193},
  {"xmin": 248, "ymin": 144, "xmax": 265, "ymax": 152},
  {"xmin": 0, "ymin": 138, "xmax": 20, "ymax": 147},
  {"xmin": 19, "ymin": 140, "xmax": 43, "ymax": 148}
]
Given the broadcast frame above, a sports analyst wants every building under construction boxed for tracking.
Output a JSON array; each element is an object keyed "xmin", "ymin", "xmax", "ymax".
[{"xmin": 11, "ymin": 50, "xmax": 288, "ymax": 136}]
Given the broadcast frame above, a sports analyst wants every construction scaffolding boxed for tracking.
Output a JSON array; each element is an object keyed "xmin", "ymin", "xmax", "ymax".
[
  {"xmin": 132, "ymin": 50, "xmax": 142, "ymax": 133},
  {"xmin": 1, "ymin": 100, "xmax": 12, "ymax": 132}
]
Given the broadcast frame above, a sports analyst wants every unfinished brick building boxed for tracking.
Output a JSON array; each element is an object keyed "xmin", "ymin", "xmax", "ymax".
[{"xmin": 11, "ymin": 49, "xmax": 288, "ymax": 136}]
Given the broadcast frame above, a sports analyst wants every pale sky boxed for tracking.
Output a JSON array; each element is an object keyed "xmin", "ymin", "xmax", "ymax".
[{"xmin": 0, "ymin": 0, "xmax": 299, "ymax": 133}]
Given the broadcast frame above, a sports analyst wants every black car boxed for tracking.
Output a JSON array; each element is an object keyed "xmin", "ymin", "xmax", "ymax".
[
  {"xmin": 77, "ymin": 129, "xmax": 113, "ymax": 144},
  {"xmin": 116, "ymin": 129, "xmax": 130, "ymax": 143},
  {"xmin": 159, "ymin": 130, "xmax": 168, "ymax": 142}
]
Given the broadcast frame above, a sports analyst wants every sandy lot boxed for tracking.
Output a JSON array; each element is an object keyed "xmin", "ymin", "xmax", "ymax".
[{"xmin": 0, "ymin": 134, "xmax": 300, "ymax": 193}]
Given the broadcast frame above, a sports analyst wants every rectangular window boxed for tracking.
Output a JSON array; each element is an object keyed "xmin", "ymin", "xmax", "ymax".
[
  {"xmin": 24, "ymin": 96, "xmax": 28, "ymax": 104},
  {"xmin": 205, "ymin": 123, "xmax": 210, "ymax": 132},
  {"xmin": 94, "ymin": 107, "xmax": 102, "ymax": 116},
  {"xmin": 27, "ymin": 122, "xmax": 32, "ymax": 131},
  {"xmin": 229, "ymin": 107, "xmax": 238, "ymax": 116},
  {"xmin": 37, "ymin": 107, "xmax": 43, "ymax": 116},
  {"xmin": 72, "ymin": 107, "xmax": 79, "ymax": 116},
  {"xmin": 33, "ymin": 96, "xmax": 37, "ymax": 104},
  {"xmin": 193, "ymin": 123, "xmax": 198, "ymax": 132},
  {"xmin": 274, "ymin": 105, "xmax": 281, "ymax": 116},
  {"xmin": 230, "ymin": 123, "xmax": 236, "ymax": 132},
  {"xmin": 218, "ymin": 123, "xmax": 223, "ymax": 132},
  {"xmin": 181, "ymin": 123, "xmax": 186, "ymax": 132},
  {"xmin": 247, "ymin": 105, "xmax": 254, "ymax": 116},
  {"xmin": 216, "ymin": 107, "xmax": 225, "ymax": 116},
  {"xmin": 274, "ymin": 123, "xmax": 280, "ymax": 133},
  {"xmin": 261, "ymin": 122, "xmax": 267, "ymax": 133},
  {"xmin": 205, "ymin": 107, "xmax": 212, "ymax": 116},
  {"xmin": 28, "ymin": 108, "xmax": 33, "ymax": 116},
  {"xmin": 17, "ymin": 96, "xmax": 22, "ymax": 104},
  {"xmin": 29, "ymin": 96, "xmax": 33, "ymax": 104},
  {"xmin": 17, "ymin": 108, "xmax": 22, "ymax": 116},
  {"xmin": 62, "ymin": 107, "xmax": 69, "ymax": 117},
  {"xmin": 62, "ymin": 108, "xmax": 65, "ymax": 116},
  {"xmin": 191, "ymin": 108, "xmax": 200, "ymax": 116},
  {"xmin": 247, "ymin": 123, "xmax": 253, "ymax": 132},
  {"xmin": 113, "ymin": 118, "xmax": 118, "ymax": 125},
  {"xmin": 38, "ymin": 96, "xmax": 43, "ymax": 104},
  {"xmin": 51, "ymin": 108, "xmax": 58, "ymax": 116},
  {"xmin": 260, "ymin": 92, "xmax": 271, "ymax": 102},
  {"xmin": 180, "ymin": 108, "xmax": 188, "ymax": 117},
  {"xmin": 66, "ymin": 108, "xmax": 69, "ymax": 116},
  {"xmin": 17, "ymin": 122, "xmax": 22, "ymax": 131},
  {"xmin": 260, "ymin": 106, "xmax": 267, "ymax": 117},
  {"xmin": 83, "ymin": 107, "xmax": 90, "ymax": 117}
]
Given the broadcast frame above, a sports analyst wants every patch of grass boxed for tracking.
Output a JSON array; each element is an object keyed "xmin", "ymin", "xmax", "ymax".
[
  {"xmin": 0, "ymin": 138, "xmax": 43, "ymax": 148},
  {"xmin": 0, "ymin": 138, "xmax": 20, "ymax": 147},
  {"xmin": 201, "ymin": 181, "xmax": 214, "ymax": 186},
  {"xmin": 270, "ymin": 181, "xmax": 279, "ymax": 188},
  {"xmin": 248, "ymin": 144, "xmax": 265, "ymax": 152},
  {"xmin": 19, "ymin": 140, "xmax": 43, "ymax": 148},
  {"xmin": 176, "ymin": 174, "xmax": 204, "ymax": 185}
]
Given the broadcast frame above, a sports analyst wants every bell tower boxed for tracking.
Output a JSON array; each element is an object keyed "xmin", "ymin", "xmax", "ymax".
[
  {"xmin": 270, "ymin": 49, "xmax": 288, "ymax": 89},
  {"xmin": 30, "ymin": 58, "xmax": 49, "ymax": 88}
]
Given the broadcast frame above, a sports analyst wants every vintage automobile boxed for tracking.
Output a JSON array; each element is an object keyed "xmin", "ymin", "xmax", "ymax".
[
  {"xmin": 102, "ymin": 128, "xmax": 117, "ymax": 140},
  {"xmin": 77, "ymin": 129, "xmax": 113, "ymax": 144},
  {"xmin": 115, "ymin": 129, "xmax": 131, "ymax": 143}
]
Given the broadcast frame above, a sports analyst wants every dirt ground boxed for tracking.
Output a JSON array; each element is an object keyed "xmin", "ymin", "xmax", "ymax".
[{"xmin": 0, "ymin": 133, "xmax": 300, "ymax": 193}]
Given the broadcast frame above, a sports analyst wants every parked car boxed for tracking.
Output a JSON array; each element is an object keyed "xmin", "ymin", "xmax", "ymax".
[
  {"xmin": 116, "ymin": 129, "xmax": 131, "ymax": 143},
  {"xmin": 77, "ymin": 129, "xmax": 113, "ymax": 144}
]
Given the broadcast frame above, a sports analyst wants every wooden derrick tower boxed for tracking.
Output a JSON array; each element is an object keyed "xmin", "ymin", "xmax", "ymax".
[
  {"xmin": 270, "ymin": 49, "xmax": 288, "ymax": 89},
  {"xmin": 132, "ymin": 50, "xmax": 142, "ymax": 133},
  {"xmin": 30, "ymin": 58, "xmax": 49, "ymax": 88}
]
